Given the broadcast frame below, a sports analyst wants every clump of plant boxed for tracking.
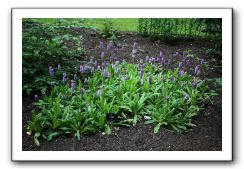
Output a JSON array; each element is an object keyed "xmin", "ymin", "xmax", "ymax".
[
  {"xmin": 22, "ymin": 19, "xmax": 85, "ymax": 95},
  {"xmin": 26, "ymin": 42, "xmax": 217, "ymax": 146}
]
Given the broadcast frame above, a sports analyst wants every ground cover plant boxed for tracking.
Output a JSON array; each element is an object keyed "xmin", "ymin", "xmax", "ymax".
[
  {"xmin": 26, "ymin": 41, "xmax": 216, "ymax": 146},
  {"xmin": 23, "ymin": 18, "xmax": 221, "ymax": 149}
]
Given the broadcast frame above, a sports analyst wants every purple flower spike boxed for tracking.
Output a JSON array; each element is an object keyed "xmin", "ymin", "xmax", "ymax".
[
  {"xmin": 107, "ymin": 42, "xmax": 113, "ymax": 51},
  {"xmin": 97, "ymin": 65, "xmax": 101, "ymax": 70},
  {"xmin": 101, "ymin": 52, "xmax": 105, "ymax": 59},
  {"xmin": 146, "ymin": 56, "xmax": 149, "ymax": 62},
  {"xmin": 109, "ymin": 56, "xmax": 113, "ymax": 62},
  {"xmin": 99, "ymin": 41, "xmax": 104, "ymax": 48},
  {"xmin": 200, "ymin": 59, "xmax": 205, "ymax": 64},
  {"xmin": 178, "ymin": 62, "xmax": 183, "ymax": 68},
  {"xmin": 179, "ymin": 70, "xmax": 184, "ymax": 77},
  {"xmin": 139, "ymin": 67, "xmax": 144, "ymax": 79},
  {"xmin": 160, "ymin": 51, "xmax": 163, "ymax": 58},
  {"xmin": 125, "ymin": 74, "xmax": 129, "ymax": 80},
  {"xmin": 196, "ymin": 69, "xmax": 201, "ymax": 76},
  {"xmin": 62, "ymin": 72, "xmax": 67, "ymax": 83},
  {"xmin": 103, "ymin": 69, "xmax": 106, "ymax": 76},
  {"xmin": 148, "ymin": 75, "xmax": 153, "ymax": 85},
  {"xmin": 80, "ymin": 65, "xmax": 85, "ymax": 74},
  {"xmin": 192, "ymin": 77, "xmax": 197, "ymax": 87},
  {"xmin": 125, "ymin": 68, "xmax": 128, "ymax": 74},
  {"xmin": 74, "ymin": 74, "xmax": 77, "ymax": 80},
  {"xmin": 195, "ymin": 65, "xmax": 200, "ymax": 74},
  {"xmin": 107, "ymin": 72, "xmax": 110, "ymax": 80},
  {"xmin": 103, "ymin": 61, "xmax": 106, "ymax": 69},
  {"xmin": 186, "ymin": 60, "xmax": 190, "ymax": 67},
  {"xmin": 94, "ymin": 60, "xmax": 98, "ymax": 68},
  {"xmin": 173, "ymin": 77, "xmax": 177, "ymax": 83},
  {"xmin": 116, "ymin": 66, "xmax": 120, "ymax": 74},
  {"xmin": 84, "ymin": 78, "xmax": 88, "ymax": 84},
  {"xmin": 49, "ymin": 66, "xmax": 54, "ymax": 77},
  {"xmin": 34, "ymin": 94, "xmax": 38, "ymax": 100},
  {"xmin": 70, "ymin": 80, "xmax": 75, "ymax": 93}
]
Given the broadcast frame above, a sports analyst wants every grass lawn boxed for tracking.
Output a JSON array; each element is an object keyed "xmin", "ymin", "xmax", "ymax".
[{"xmin": 29, "ymin": 18, "xmax": 139, "ymax": 32}]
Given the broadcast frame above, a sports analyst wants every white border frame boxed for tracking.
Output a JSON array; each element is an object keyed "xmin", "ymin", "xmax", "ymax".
[{"xmin": 12, "ymin": 8, "xmax": 232, "ymax": 161}]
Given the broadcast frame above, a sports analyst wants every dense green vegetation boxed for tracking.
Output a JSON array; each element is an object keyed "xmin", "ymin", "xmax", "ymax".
[{"xmin": 23, "ymin": 18, "xmax": 220, "ymax": 146}]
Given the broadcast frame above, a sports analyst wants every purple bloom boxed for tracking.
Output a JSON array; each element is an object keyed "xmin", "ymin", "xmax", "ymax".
[
  {"xmin": 94, "ymin": 60, "xmax": 98, "ymax": 68},
  {"xmin": 107, "ymin": 72, "xmax": 110, "ymax": 80},
  {"xmin": 74, "ymin": 74, "xmax": 77, "ymax": 80},
  {"xmin": 109, "ymin": 56, "xmax": 113, "ymax": 62},
  {"xmin": 196, "ymin": 69, "xmax": 201, "ymax": 76},
  {"xmin": 125, "ymin": 74, "xmax": 129, "ymax": 80},
  {"xmin": 195, "ymin": 65, "xmax": 200, "ymax": 74},
  {"xmin": 103, "ymin": 69, "xmax": 106, "ymax": 76},
  {"xmin": 160, "ymin": 51, "xmax": 164, "ymax": 58},
  {"xmin": 200, "ymin": 59, "xmax": 205, "ymax": 64},
  {"xmin": 107, "ymin": 42, "xmax": 113, "ymax": 51},
  {"xmin": 34, "ymin": 94, "xmax": 38, "ymax": 100},
  {"xmin": 80, "ymin": 65, "xmax": 85, "ymax": 74},
  {"xmin": 49, "ymin": 66, "xmax": 54, "ymax": 77},
  {"xmin": 173, "ymin": 77, "xmax": 177, "ymax": 83},
  {"xmin": 62, "ymin": 72, "xmax": 67, "ymax": 83},
  {"xmin": 148, "ymin": 75, "xmax": 153, "ymax": 85},
  {"xmin": 113, "ymin": 48, "xmax": 119, "ymax": 54},
  {"xmin": 97, "ymin": 65, "xmax": 101, "ymax": 70},
  {"xmin": 70, "ymin": 80, "xmax": 75, "ymax": 93},
  {"xmin": 145, "ymin": 56, "xmax": 149, "ymax": 62},
  {"xmin": 103, "ymin": 61, "xmax": 106, "ymax": 69},
  {"xmin": 101, "ymin": 52, "xmax": 105, "ymax": 59},
  {"xmin": 125, "ymin": 68, "xmax": 128, "ymax": 74},
  {"xmin": 173, "ymin": 51, "xmax": 179, "ymax": 57},
  {"xmin": 116, "ymin": 66, "xmax": 120, "ymax": 74},
  {"xmin": 178, "ymin": 62, "xmax": 183, "ymax": 68},
  {"xmin": 84, "ymin": 78, "xmax": 88, "ymax": 84},
  {"xmin": 91, "ymin": 67, "xmax": 95, "ymax": 74},
  {"xmin": 192, "ymin": 77, "xmax": 197, "ymax": 87},
  {"xmin": 179, "ymin": 70, "xmax": 184, "ymax": 77},
  {"xmin": 99, "ymin": 41, "xmax": 104, "ymax": 48},
  {"xmin": 139, "ymin": 67, "xmax": 144, "ymax": 79},
  {"xmin": 186, "ymin": 60, "xmax": 190, "ymax": 67}
]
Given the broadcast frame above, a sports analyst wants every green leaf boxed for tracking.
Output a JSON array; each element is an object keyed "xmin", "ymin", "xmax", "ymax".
[
  {"xmin": 154, "ymin": 123, "xmax": 161, "ymax": 133},
  {"xmin": 144, "ymin": 119, "xmax": 155, "ymax": 124},
  {"xmin": 34, "ymin": 137, "xmax": 40, "ymax": 146},
  {"xmin": 104, "ymin": 125, "xmax": 112, "ymax": 135},
  {"xmin": 75, "ymin": 130, "xmax": 81, "ymax": 141},
  {"xmin": 47, "ymin": 132, "xmax": 60, "ymax": 141}
]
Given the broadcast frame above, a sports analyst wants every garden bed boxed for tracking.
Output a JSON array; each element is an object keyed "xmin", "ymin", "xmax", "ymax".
[{"xmin": 22, "ymin": 27, "xmax": 222, "ymax": 151}]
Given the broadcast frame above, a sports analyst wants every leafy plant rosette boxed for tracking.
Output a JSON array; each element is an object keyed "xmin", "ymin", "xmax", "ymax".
[{"xmin": 26, "ymin": 44, "xmax": 216, "ymax": 146}]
